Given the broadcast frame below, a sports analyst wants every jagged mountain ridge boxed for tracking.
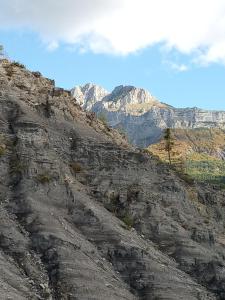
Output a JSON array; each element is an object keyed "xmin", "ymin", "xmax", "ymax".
[
  {"xmin": 1, "ymin": 60, "xmax": 225, "ymax": 299},
  {"xmin": 71, "ymin": 83, "xmax": 109, "ymax": 111},
  {"xmin": 71, "ymin": 83, "xmax": 166, "ymax": 115},
  {"xmin": 72, "ymin": 83, "xmax": 225, "ymax": 147}
]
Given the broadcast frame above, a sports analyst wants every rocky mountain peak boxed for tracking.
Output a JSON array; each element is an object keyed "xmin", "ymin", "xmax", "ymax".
[
  {"xmin": 71, "ymin": 82, "xmax": 225, "ymax": 147},
  {"xmin": 109, "ymin": 85, "xmax": 135, "ymax": 99},
  {"xmin": 103, "ymin": 85, "xmax": 165, "ymax": 109},
  {"xmin": 71, "ymin": 83, "xmax": 109, "ymax": 110},
  {"xmin": 108, "ymin": 85, "xmax": 156, "ymax": 103},
  {"xmin": 71, "ymin": 83, "xmax": 167, "ymax": 117},
  {"xmin": 103, "ymin": 85, "xmax": 166, "ymax": 114}
]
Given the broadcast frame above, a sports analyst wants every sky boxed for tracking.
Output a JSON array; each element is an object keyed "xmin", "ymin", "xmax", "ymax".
[{"xmin": 0, "ymin": 0, "xmax": 225, "ymax": 110}]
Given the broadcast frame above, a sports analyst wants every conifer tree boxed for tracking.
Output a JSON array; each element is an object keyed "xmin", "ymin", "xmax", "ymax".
[{"xmin": 164, "ymin": 128, "xmax": 173, "ymax": 165}]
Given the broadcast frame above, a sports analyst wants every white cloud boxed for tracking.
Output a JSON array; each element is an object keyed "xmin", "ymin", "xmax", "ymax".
[
  {"xmin": 1, "ymin": 0, "xmax": 225, "ymax": 64},
  {"xmin": 46, "ymin": 41, "xmax": 58, "ymax": 52},
  {"xmin": 165, "ymin": 61, "xmax": 189, "ymax": 72}
]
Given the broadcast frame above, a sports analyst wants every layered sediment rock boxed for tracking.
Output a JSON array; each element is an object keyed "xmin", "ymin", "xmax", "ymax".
[{"xmin": 0, "ymin": 60, "xmax": 225, "ymax": 299}]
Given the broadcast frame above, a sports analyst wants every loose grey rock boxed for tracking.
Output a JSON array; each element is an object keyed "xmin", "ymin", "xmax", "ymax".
[{"xmin": 0, "ymin": 60, "xmax": 224, "ymax": 299}]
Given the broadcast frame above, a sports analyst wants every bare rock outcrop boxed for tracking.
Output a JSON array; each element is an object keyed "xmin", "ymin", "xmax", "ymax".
[
  {"xmin": 0, "ymin": 60, "xmax": 225, "ymax": 299},
  {"xmin": 72, "ymin": 83, "xmax": 225, "ymax": 147},
  {"xmin": 71, "ymin": 83, "xmax": 109, "ymax": 111}
]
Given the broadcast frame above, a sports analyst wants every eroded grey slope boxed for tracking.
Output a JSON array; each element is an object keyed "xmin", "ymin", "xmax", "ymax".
[{"xmin": 0, "ymin": 60, "xmax": 224, "ymax": 299}]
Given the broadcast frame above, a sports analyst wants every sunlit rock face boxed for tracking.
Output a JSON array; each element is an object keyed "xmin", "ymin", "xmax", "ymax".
[
  {"xmin": 71, "ymin": 83, "xmax": 109, "ymax": 110},
  {"xmin": 72, "ymin": 83, "xmax": 225, "ymax": 147}
]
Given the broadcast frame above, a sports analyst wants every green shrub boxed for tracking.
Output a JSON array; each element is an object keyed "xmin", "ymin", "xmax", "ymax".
[
  {"xmin": 121, "ymin": 214, "xmax": 134, "ymax": 230},
  {"xmin": 104, "ymin": 198, "xmax": 119, "ymax": 213},
  {"xmin": 218, "ymin": 183, "xmax": 225, "ymax": 190},
  {"xmin": 10, "ymin": 161, "xmax": 27, "ymax": 175},
  {"xmin": 177, "ymin": 172, "xmax": 195, "ymax": 184}
]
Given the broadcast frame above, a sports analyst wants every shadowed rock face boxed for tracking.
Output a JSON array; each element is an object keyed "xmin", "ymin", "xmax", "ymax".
[
  {"xmin": 0, "ymin": 60, "xmax": 225, "ymax": 300},
  {"xmin": 72, "ymin": 84, "xmax": 225, "ymax": 147}
]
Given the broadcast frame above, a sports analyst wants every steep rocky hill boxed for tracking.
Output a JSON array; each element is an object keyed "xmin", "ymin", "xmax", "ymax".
[
  {"xmin": 72, "ymin": 84, "xmax": 225, "ymax": 147},
  {"xmin": 1, "ymin": 60, "xmax": 225, "ymax": 299}
]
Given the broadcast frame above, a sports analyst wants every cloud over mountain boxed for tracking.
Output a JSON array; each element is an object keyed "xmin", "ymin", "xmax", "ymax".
[{"xmin": 1, "ymin": 0, "xmax": 225, "ymax": 64}]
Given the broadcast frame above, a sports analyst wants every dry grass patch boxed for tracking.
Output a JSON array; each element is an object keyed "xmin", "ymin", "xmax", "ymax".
[
  {"xmin": 70, "ymin": 162, "xmax": 83, "ymax": 173},
  {"xmin": 0, "ymin": 144, "xmax": 6, "ymax": 156},
  {"xmin": 37, "ymin": 173, "xmax": 52, "ymax": 184}
]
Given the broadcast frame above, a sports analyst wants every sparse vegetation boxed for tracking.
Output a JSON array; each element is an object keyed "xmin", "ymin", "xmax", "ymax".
[
  {"xmin": 177, "ymin": 171, "xmax": 195, "ymax": 184},
  {"xmin": 104, "ymin": 196, "xmax": 120, "ymax": 214},
  {"xmin": 5, "ymin": 64, "xmax": 14, "ymax": 77},
  {"xmin": 184, "ymin": 153, "xmax": 225, "ymax": 184},
  {"xmin": 116, "ymin": 126, "xmax": 127, "ymax": 137},
  {"xmin": 186, "ymin": 186, "xmax": 208, "ymax": 217},
  {"xmin": 4, "ymin": 61, "xmax": 25, "ymax": 77},
  {"xmin": 104, "ymin": 194, "xmax": 134, "ymax": 230},
  {"xmin": 104, "ymin": 201, "xmax": 116, "ymax": 213},
  {"xmin": 164, "ymin": 128, "xmax": 174, "ymax": 165},
  {"xmin": 11, "ymin": 61, "xmax": 25, "ymax": 69},
  {"xmin": 70, "ymin": 162, "xmax": 82, "ymax": 173},
  {"xmin": 149, "ymin": 128, "xmax": 225, "ymax": 187},
  {"xmin": 97, "ymin": 112, "xmax": 108, "ymax": 126},
  {"xmin": 0, "ymin": 144, "xmax": 6, "ymax": 157},
  {"xmin": 121, "ymin": 214, "xmax": 134, "ymax": 230},
  {"xmin": 37, "ymin": 173, "xmax": 52, "ymax": 184},
  {"xmin": 45, "ymin": 96, "xmax": 52, "ymax": 118},
  {"xmin": 10, "ymin": 161, "xmax": 27, "ymax": 175},
  {"xmin": 142, "ymin": 148, "xmax": 151, "ymax": 155}
]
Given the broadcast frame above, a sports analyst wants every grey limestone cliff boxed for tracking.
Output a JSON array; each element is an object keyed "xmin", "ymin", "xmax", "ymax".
[
  {"xmin": 71, "ymin": 83, "xmax": 109, "ymax": 111},
  {"xmin": 72, "ymin": 84, "xmax": 225, "ymax": 147}
]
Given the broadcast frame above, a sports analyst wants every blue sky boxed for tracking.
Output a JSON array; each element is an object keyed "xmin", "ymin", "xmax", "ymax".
[{"xmin": 1, "ymin": 0, "xmax": 225, "ymax": 110}]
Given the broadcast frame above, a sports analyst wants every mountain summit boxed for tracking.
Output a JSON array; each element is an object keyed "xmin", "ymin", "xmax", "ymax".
[
  {"xmin": 72, "ymin": 84, "xmax": 166, "ymax": 114},
  {"xmin": 72, "ymin": 83, "xmax": 225, "ymax": 147},
  {"xmin": 71, "ymin": 83, "xmax": 109, "ymax": 110}
]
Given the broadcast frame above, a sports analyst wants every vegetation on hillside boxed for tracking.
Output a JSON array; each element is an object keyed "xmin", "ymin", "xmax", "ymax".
[
  {"xmin": 164, "ymin": 128, "xmax": 174, "ymax": 165},
  {"xmin": 148, "ymin": 128, "xmax": 225, "ymax": 186},
  {"xmin": 97, "ymin": 112, "xmax": 108, "ymax": 125}
]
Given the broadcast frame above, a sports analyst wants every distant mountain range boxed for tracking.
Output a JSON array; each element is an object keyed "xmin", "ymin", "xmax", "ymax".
[{"xmin": 71, "ymin": 83, "xmax": 225, "ymax": 147}]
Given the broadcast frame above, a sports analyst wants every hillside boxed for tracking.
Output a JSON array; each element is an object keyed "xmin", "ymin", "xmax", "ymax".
[
  {"xmin": 1, "ymin": 60, "xmax": 225, "ymax": 299},
  {"xmin": 72, "ymin": 83, "xmax": 225, "ymax": 147},
  {"xmin": 149, "ymin": 128, "xmax": 225, "ymax": 185}
]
